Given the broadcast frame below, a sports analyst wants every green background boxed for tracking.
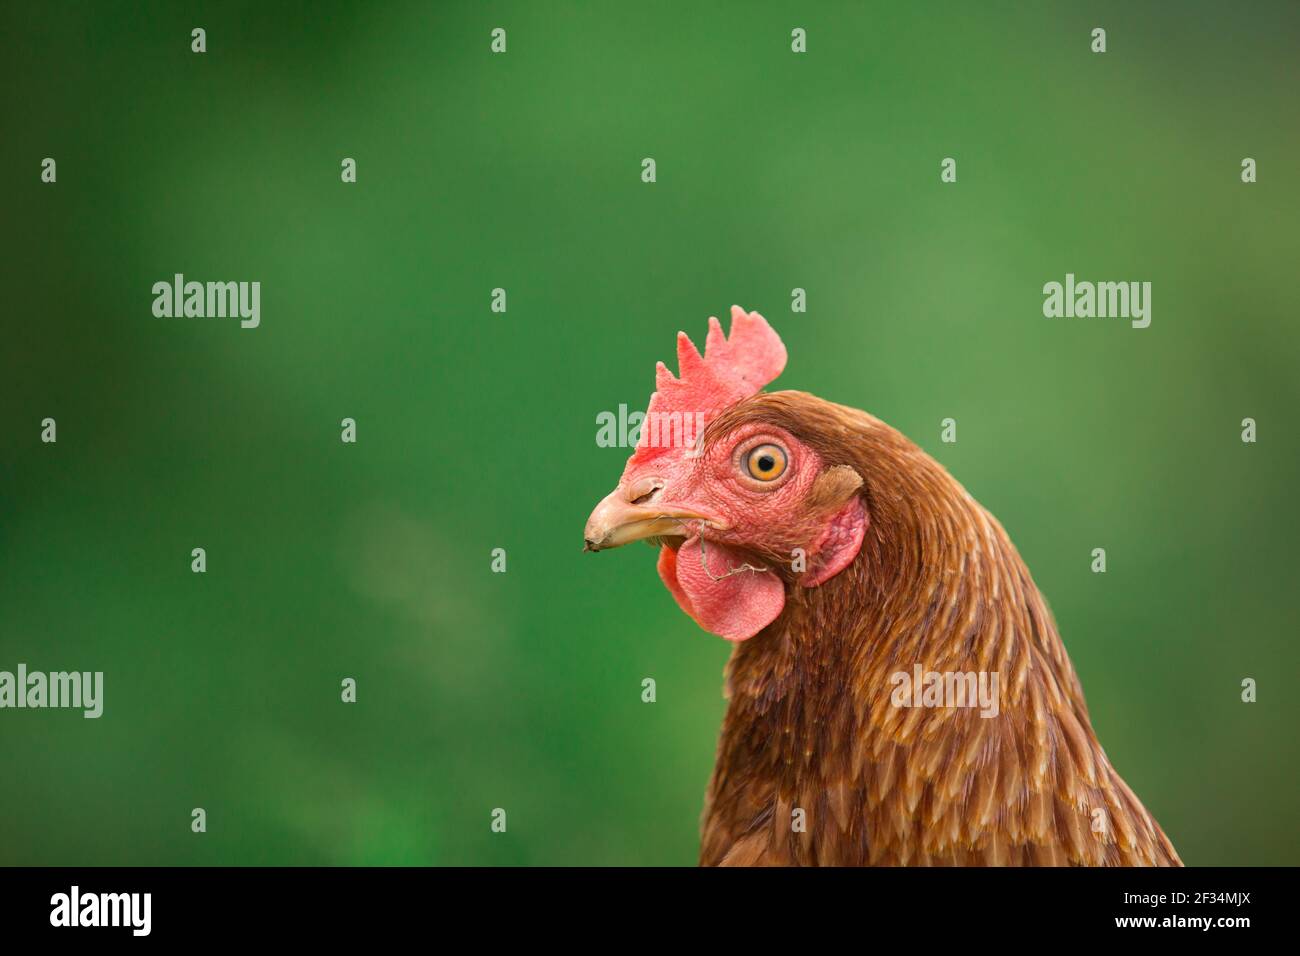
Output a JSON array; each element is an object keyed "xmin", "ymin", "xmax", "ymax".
[{"xmin": 2, "ymin": 1, "xmax": 1297, "ymax": 866}]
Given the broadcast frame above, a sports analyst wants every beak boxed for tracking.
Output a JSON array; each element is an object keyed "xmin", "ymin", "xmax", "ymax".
[{"xmin": 583, "ymin": 481, "xmax": 714, "ymax": 552}]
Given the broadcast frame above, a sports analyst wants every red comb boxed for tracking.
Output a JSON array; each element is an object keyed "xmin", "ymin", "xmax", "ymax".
[{"xmin": 631, "ymin": 306, "xmax": 787, "ymax": 463}]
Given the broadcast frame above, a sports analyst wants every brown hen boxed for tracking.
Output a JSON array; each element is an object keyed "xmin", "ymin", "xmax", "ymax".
[{"xmin": 584, "ymin": 307, "xmax": 1181, "ymax": 866}]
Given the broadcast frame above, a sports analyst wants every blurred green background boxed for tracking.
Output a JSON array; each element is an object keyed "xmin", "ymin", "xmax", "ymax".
[{"xmin": 1, "ymin": 1, "xmax": 1297, "ymax": 866}]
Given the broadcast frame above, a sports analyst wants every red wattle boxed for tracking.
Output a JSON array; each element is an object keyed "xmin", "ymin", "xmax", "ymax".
[{"xmin": 657, "ymin": 537, "xmax": 785, "ymax": 642}]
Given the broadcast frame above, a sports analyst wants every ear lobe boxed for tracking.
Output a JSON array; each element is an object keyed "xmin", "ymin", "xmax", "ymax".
[
  {"xmin": 807, "ymin": 464, "xmax": 864, "ymax": 513},
  {"xmin": 798, "ymin": 467, "xmax": 867, "ymax": 588}
]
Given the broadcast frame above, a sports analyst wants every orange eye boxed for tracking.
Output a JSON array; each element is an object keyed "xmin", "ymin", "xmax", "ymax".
[{"xmin": 745, "ymin": 444, "xmax": 787, "ymax": 482}]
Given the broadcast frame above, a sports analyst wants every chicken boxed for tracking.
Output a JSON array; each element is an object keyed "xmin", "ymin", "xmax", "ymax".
[{"xmin": 584, "ymin": 306, "xmax": 1181, "ymax": 867}]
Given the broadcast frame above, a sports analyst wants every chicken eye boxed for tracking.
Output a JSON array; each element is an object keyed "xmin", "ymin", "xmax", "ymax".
[{"xmin": 745, "ymin": 444, "xmax": 787, "ymax": 482}]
